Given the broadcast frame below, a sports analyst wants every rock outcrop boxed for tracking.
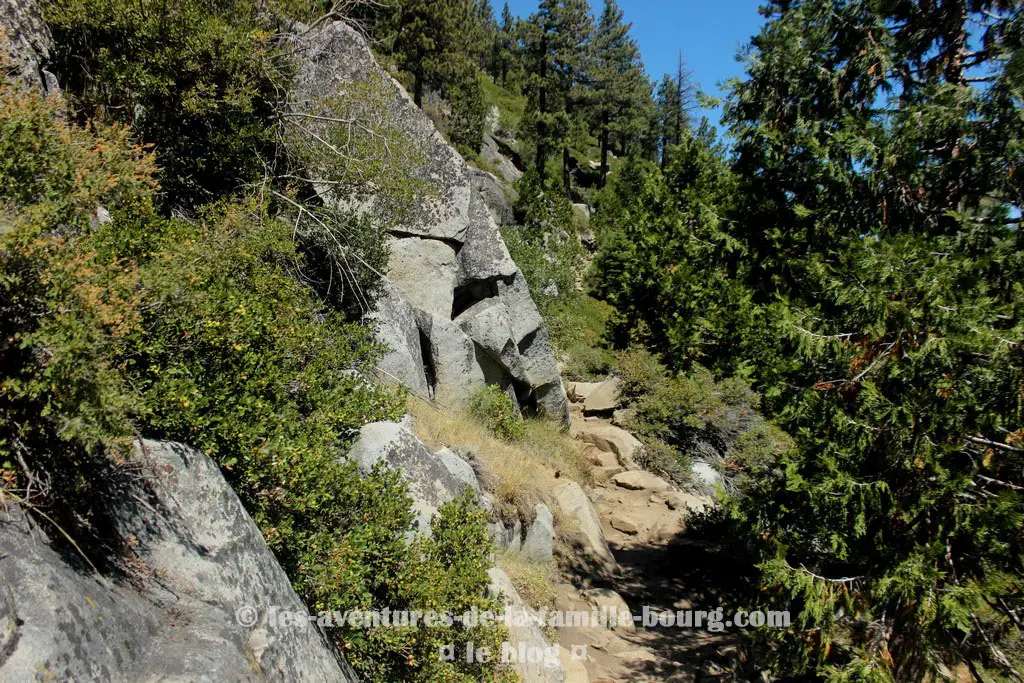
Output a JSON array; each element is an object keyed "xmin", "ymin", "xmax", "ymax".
[
  {"xmin": 487, "ymin": 568, "xmax": 567, "ymax": 683},
  {"xmin": 570, "ymin": 420, "xmax": 642, "ymax": 470},
  {"xmin": 346, "ymin": 418, "xmax": 480, "ymax": 535},
  {"xmin": 691, "ymin": 460, "xmax": 725, "ymax": 492},
  {"xmin": 582, "ymin": 588, "xmax": 635, "ymax": 632},
  {"xmin": 0, "ymin": 440, "xmax": 355, "ymax": 681},
  {"xmin": 288, "ymin": 21, "xmax": 569, "ymax": 425},
  {"xmin": 0, "ymin": 0, "xmax": 58, "ymax": 94},
  {"xmin": 520, "ymin": 503, "xmax": 555, "ymax": 562},
  {"xmin": 488, "ymin": 504, "xmax": 555, "ymax": 563},
  {"xmin": 554, "ymin": 482, "xmax": 617, "ymax": 574},
  {"xmin": 471, "ymin": 168, "xmax": 516, "ymax": 227},
  {"xmin": 581, "ymin": 377, "xmax": 621, "ymax": 414}
]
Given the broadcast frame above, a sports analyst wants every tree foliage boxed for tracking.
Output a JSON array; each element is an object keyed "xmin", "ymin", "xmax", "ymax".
[
  {"xmin": 591, "ymin": 0, "xmax": 647, "ymax": 187},
  {"xmin": 593, "ymin": 0, "xmax": 1024, "ymax": 678},
  {"xmin": 44, "ymin": 0, "xmax": 284, "ymax": 210},
  {"xmin": 377, "ymin": 0, "xmax": 490, "ymax": 151}
]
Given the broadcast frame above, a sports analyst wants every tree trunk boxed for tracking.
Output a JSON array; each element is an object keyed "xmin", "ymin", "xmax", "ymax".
[
  {"xmin": 562, "ymin": 146, "xmax": 571, "ymax": 194},
  {"xmin": 536, "ymin": 38, "xmax": 548, "ymax": 182},
  {"xmin": 600, "ymin": 113, "xmax": 610, "ymax": 188},
  {"xmin": 940, "ymin": 0, "xmax": 968, "ymax": 85},
  {"xmin": 536, "ymin": 135, "xmax": 547, "ymax": 182}
]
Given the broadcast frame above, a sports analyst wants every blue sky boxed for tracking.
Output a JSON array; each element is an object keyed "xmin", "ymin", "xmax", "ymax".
[{"xmin": 502, "ymin": 0, "xmax": 767, "ymax": 127}]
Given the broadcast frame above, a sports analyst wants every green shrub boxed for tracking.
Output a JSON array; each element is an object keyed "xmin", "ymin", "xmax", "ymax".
[
  {"xmin": 614, "ymin": 345, "xmax": 669, "ymax": 400},
  {"xmin": 0, "ymin": 78, "xmax": 506, "ymax": 683},
  {"xmin": 559, "ymin": 342, "xmax": 614, "ymax": 381},
  {"xmin": 282, "ymin": 201, "xmax": 392, "ymax": 319},
  {"xmin": 469, "ymin": 384, "xmax": 525, "ymax": 441},
  {"xmin": 123, "ymin": 194, "xmax": 501, "ymax": 683},
  {"xmin": 634, "ymin": 438, "xmax": 692, "ymax": 485},
  {"xmin": 545, "ymin": 294, "xmax": 616, "ymax": 381},
  {"xmin": 0, "ymin": 68, "xmax": 160, "ymax": 536},
  {"xmin": 280, "ymin": 70, "xmax": 433, "ymax": 225},
  {"xmin": 45, "ymin": 0, "xmax": 283, "ymax": 208},
  {"xmin": 611, "ymin": 352, "xmax": 786, "ymax": 490}
]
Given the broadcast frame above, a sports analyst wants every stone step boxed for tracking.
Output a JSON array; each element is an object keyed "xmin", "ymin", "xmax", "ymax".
[{"xmin": 592, "ymin": 465, "xmax": 626, "ymax": 482}]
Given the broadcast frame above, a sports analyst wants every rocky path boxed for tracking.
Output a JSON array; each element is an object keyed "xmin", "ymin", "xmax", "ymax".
[{"xmin": 552, "ymin": 380, "xmax": 750, "ymax": 683}]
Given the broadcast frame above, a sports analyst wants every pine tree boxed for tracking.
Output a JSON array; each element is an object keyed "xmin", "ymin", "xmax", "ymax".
[
  {"xmin": 727, "ymin": 1, "xmax": 1024, "ymax": 677},
  {"xmin": 469, "ymin": 0, "xmax": 498, "ymax": 70},
  {"xmin": 519, "ymin": 10, "xmax": 554, "ymax": 181},
  {"xmin": 379, "ymin": 0, "xmax": 488, "ymax": 150},
  {"xmin": 493, "ymin": 2, "xmax": 518, "ymax": 85},
  {"xmin": 591, "ymin": 0, "xmax": 645, "ymax": 187},
  {"xmin": 383, "ymin": 0, "xmax": 465, "ymax": 106},
  {"xmin": 550, "ymin": 0, "xmax": 593, "ymax": 193},
  {"xmin": 654, "ymin": 53, "xmax": 696, "ymax": 167},
  {"xmin": 519, "ymin": 0, "xmax": 593, "ymax": 191}
]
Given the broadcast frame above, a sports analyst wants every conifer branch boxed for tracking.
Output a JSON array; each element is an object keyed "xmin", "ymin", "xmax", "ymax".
[
  {"xmin": 787, "ymin": 561, "xmax": 863, "ymax": 586},
  {"xmin": 967, "ymin": 436, "xmax": 1023, "ymax": 453}
]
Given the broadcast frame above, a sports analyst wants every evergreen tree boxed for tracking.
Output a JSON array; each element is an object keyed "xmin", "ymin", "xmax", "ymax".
[
  {"xmin": 380, "ymin": 0, "xmax": 487, "ymax": 150},
  {"xmin": 591, "ymin": 0, "xmax": 645, "ymax": 187},
  {"xmin": 596, "ymin": 0, "xmax": 1024, "ymax": 678},
  {"xmin": 654, "ymin": 53, "xmax": 696, "ymax": 168},
  {"xmin": 519, "ymin": 9, "xmax": 556, "ymax": 181},
  {"xmin": 469, "ymin": 0, "xmax": 498, "ymax": 70},
  {"xmin": 549, "ymin": 0, "xmax": 593, "ymax": 193},
  {"xmin": 519, "ymin": 0, "xmax": 593, "ymax": 191},
  {"xmin": 383, "ymin": 0, "xmax": 454, "ymax": 106},
  {"xmin": 493, "ymin": 2, "xmax": 518, "ymax": 85},
  {"xmin": 654, "ymin": 74, "xmax": 678, "ymax": 167}
]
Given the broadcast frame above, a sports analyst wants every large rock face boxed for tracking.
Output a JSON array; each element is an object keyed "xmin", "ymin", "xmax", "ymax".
[
  {"xmin": 0, "ymin": 0, "xmax": 58, "ymax": 94},
  {"xmin": 289, "ymin": 21, "xmax": 569, "ymax": 425},
  {"xmin": 0, "ymin": 440, "xmax": 355, "ymax": 681}
]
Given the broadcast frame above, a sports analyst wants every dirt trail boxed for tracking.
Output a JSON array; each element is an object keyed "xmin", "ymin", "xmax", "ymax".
[{"xmin": 552, "ymin": 388, "xmax": 751, "ymax": 683}]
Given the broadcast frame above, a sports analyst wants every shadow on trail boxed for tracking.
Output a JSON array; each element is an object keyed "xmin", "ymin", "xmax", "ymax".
[{"xmin": 564, "ymin": 512, "xmax": 762, "ymax": 681}]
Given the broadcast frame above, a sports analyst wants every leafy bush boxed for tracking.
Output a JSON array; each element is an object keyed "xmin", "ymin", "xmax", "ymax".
[
  {"xmin": 545, "ymin": 294, "xmax": 616, "ymax": 381},
  {"xmin": 614, "ymin": 345, "xmax": 669, "ymax": 401},
  {"xmin": 0, "ymin": 68, "xmax": 159, "ymax": 535},
  {"xmin": 608, "ymin": 347, "xmax": 786, "ymax": 490},
  {"xmin": 501, "ymin": 221, "xmax": 579, "ymax": 315},
  {"xmin": 0, "ymin": 76, "xmax": 506, "ymax": 683},
  {"xmin": 634, "ymin": 438, "xmax": 693, "ymax": 486},
  {"xmin": 280, "ymin": 70, "xmax": 433, "ymax": 225},
  {"xmin": 45, "ymin": 0, "xmax": 283, "ymax": 208},
  {"xmin": 469, "ymin": 384, "xmax": 525, "ymax": 441},
  {"xmin": 633, "ymin": 367, "xmax": 758, "ymax": 456},
  {"xmin": 503, "ymin": 174, "xmax": 612, "ymax": 381},
  {"xmin": 281, "ymin": 200, "xmax": 392, "ymax": 319}
]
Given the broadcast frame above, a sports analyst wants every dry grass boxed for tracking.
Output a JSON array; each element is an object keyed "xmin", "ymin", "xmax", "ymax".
[
  {"xmin": 496, "ymin": 552, "xmax": 558, "ymax": 612},
  {"xmin": 407, "ymin": 396, "xmax": 592, "ymax": 525},
  {"xmin": 496, "ymin": 551, "xmax": 561, "ymax": 641}
]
